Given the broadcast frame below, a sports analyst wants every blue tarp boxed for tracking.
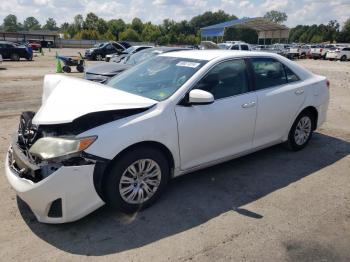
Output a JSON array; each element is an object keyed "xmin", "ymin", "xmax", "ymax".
[{"xmin": 201, "ymin": 18, "xmax": 254, "ymax": 37}]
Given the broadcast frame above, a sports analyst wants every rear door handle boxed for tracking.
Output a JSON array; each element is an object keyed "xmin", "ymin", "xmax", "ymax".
[
  {"xmin": 295, "ymin": 89, "xmax": 304, "ymax": 95},
  {"xmin": 241, "ymin": 101, "xmax": 256, "ymax": 108}
]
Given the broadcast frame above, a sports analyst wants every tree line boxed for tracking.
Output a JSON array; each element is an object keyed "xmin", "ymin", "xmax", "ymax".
[{"xmin": 0, "ymin": 11, "xmax": 349, "ymax": 44}]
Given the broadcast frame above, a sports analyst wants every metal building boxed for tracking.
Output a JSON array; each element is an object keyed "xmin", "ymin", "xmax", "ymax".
[
  {"xmin": 201, "ymin": 17, "xmax": 290, "ymax": 44},
  {"xmin": 0, "ymin": 30, "xmax": 59, "ymax": 47}
]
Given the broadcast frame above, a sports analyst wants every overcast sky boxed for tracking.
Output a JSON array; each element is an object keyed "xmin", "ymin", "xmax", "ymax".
[{"xmin": 1, "ymin": 0, "xmax": 349, "ymax": 27}]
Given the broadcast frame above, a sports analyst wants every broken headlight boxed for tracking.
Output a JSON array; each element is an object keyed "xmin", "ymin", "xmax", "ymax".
[{"xmin": 29, "ymin": 136, "xmax": 97, "ymax": 160}]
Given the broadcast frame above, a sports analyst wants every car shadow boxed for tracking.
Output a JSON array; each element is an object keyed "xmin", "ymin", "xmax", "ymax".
[{"xmin": 17, "ymin": 132, "xmax": 350, "ymax": 256}]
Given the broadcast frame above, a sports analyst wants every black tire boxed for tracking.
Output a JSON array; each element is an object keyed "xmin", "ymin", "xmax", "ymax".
[
  {"xmin": 76, "ymin": 65, "xmax": 84, "ymax": 73},
  {"xmin": 62, "ymin": 65, "xmax": 71, "ymax": 73},
  {"xmin": 340, "ymin": 55, "xmax": 347, "ymax": 61},
  {"xmin": 10, "ymin": 53, "xmax": 20, "ymax": 61},
  {"xmin": 104, "ymin": 146, "xmax": 170, "ymax": 213},
  {"xmin": 284, "ymin": 111, "xmax": 315, "ymax": 151},
  {"xmin": 95, "ymin": 54, "xmax": 103, "ymax": 61}
]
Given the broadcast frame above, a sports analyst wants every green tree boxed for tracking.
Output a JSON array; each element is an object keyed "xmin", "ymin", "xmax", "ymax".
[
  {"xmin": 84, "ymin": 12, "xmax": 99, "ymax": 30},
  {"xmin": 23, "ymin": 16, "xmax": 41, "ymax": 30},
  {"xmin": 3, "ymin": 14, "xmax": 18, "ymax": 32},
  {"xmin": 336, "ymin": 18, "xmax": 350, "ymax": 42},
  {"xmin": 131, "ymin": 17, "xmax": 143, "ymax": 34},
  {"xmin": 97, "ymin": 18, "xmax": 108, "ymax": 35},
  {"xmin": 224, "ymin": 26, "xmax": 258, "ymax": 43},
  {"xmin": 190, "ymin": 10, "xmax": 237, "ymax": 30},
  {"xmin": 119, "ymin": 28, "xmax": 141, "ymax": 41},
  {"xmin": 264, "ymin": 10, "xmax": 288, "ymax": 24},
  {"xmin": 43, "ymin": 18, "xmax": 58, "ymax": 30},
  {"xmin": 74, "ymin": 29, "xmax": 100, "ymax": 40},
  {"xmin": 141, "ymin": 22, "xmax": 161, "ymax": 42},
  {"xmin": 107, "ymin": 19, "xmax": 126, "ymax": 40},
  {"xmin": 73, "ymin": 14, "xmax": 84, "ymax": 31}
]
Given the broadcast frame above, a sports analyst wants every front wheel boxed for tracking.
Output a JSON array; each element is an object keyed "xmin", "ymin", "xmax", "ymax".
[
  {"xmin": 104, "ymin": 147, "xmax": 170, "ymax": 213},
  {"xmin": 95, "ymin": 54, "xmax": 103, "ymax": 61},
  {"xmin": 285, "ymin": 111, "xmax": 315, "ymax": 151},
  {"xmin": 10, "ymin": 53, "xmax": 20, "ymax": 61}
]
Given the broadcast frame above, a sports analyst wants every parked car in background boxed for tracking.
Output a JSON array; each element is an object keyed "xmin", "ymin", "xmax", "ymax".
[
  {"xmin": 199, "ymin": 41, "xmax": 219, "ymax": 49},
  {"xmin": 0, "ymin": 54, "xmax": 2, "ymax": 64},
  {"xmin": 107, "ymin": 45, "xmax": 153, "ymax": 62},
  {"xmin": 85, "ymin": 41, "xmax": 131, "ymax": 61},
  {"xmin": 326, "ymin": 46, "xmax": 350, "ymax": 61},
  {"xmin": 0, "ymin": 41, "xmax": 33, "ymax": 61},
  {"xmin": 85, "ymin": 47, "xmax": 188, "ymax": 83},
  {"xmin": 5, "ymin": 50, "xmax": 329, "ymax": 223},
  {"xmin": 286, "ymin": 45, "xmax": 300, "ymax": 59},
  {"xmin": 311, "ymin": 45, "xmax": 332, "ymax": 59},
  {"xmin": 219, "ymin": 41, "xmax": 251, "ymax": 51},
  {"xmin": 28, "ymin": 41, "xmax": 41, "ymax": 51}
]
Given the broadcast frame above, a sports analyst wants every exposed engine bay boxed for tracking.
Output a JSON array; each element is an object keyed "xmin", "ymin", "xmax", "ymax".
[{"xmin": 11, "ymin": 108, "xmax": 148, "ymax": 183}]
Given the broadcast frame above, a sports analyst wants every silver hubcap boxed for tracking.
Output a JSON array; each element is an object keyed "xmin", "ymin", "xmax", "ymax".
[
  {"xmin": 119, "ymin": 159, "xmax": 161, "ymax": 204},
  {"xmin": 294, "ymin": 116, "xmax": 312, "ymax": 145}
]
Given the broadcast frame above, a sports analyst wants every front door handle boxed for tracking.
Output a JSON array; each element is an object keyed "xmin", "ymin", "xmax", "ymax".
[
  {"xmin": 242, "ymin": 101, "xmax": 256, "ymax": 108},
  {"xmin": 295, "ymin": 89, "xmax": 304, "ymax": 95}
]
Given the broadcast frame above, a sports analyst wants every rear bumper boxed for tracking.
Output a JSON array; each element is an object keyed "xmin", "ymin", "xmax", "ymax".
[
  {"xmin": 317, "ymin": 101, "xmax": 329, "ymax": 128},
  {"xmin": 5, "ymin": 149, "xmax": 105, "ymax": 223}
]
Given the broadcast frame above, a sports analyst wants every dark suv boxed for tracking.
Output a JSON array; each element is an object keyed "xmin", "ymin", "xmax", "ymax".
[
  {"xmin": 84, "ymin": 41, "xmax": 131, "ymax": 61},
  {"xmin": 0, "ymin": 41, "xmax": 33, "ymax": 61}
]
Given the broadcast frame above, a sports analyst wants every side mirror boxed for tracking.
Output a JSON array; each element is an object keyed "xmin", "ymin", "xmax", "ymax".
[{"xmin": 188, "ymin": 89, "xmax": 214, "ymax": 105}]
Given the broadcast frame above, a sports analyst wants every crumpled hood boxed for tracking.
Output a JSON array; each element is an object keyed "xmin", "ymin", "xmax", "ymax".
[
  {"xmin": 32, "ymin": 75, "xmax": 157, "ymax": 125},
  {"xmin": 85, "ymin": 62, "xmax": 132, "ymax": 76}
]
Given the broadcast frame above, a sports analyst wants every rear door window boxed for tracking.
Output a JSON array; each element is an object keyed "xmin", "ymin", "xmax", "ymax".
[
  {"xmin": 284, "ymin": 66, "xmax": 300, "ymax": 83},
  {"xmin": 250, "ymin": 58, "xmax": 287, "ymax": 90},
  {"xmin": 241, "ymin": 45, "xmax": 249, "ymax": 50},
  {"xmin": 231, "ymin": 45, "xmax": 239, "ymax": 50}
]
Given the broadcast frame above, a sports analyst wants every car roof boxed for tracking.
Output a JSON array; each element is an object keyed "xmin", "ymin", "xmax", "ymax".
[{"xmin": 160, "ymin": 49, "xmax": 282, "ymax": 61}]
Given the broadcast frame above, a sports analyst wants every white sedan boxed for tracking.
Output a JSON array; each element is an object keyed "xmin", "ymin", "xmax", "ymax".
[{"xmin": 5, "ymin": 50, "xmax": 329, "ymax": 223}]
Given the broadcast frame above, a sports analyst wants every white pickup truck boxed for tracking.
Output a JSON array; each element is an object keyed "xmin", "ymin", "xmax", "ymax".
[{"xmin": 311, "ymin": 44, "xmax": 340, "ymax": 59}]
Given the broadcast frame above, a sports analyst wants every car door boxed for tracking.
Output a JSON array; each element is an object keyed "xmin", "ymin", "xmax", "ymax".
[
  {"xmin": 175, "ymin": 59, "xmax": 257, "ymax": 170},
  {"xmin": 105, "ymin": 44, "xmax": 117, "ymax": 55},
  {"xmin": 250, "ymin": 57, "xmax": 306, "ymax": 148},
  {"xmin": 0, "ymin": 44, "xmax": 9, "ymax": 59}
]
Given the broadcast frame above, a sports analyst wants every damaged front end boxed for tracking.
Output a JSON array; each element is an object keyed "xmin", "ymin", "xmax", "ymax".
[
  {"xmin": 9, "ymin": 111, "xmax": 106, "ymax": 184},
  {"xmin": 6, "ymin": 111, "xmax": 112, "ymax": 222}
]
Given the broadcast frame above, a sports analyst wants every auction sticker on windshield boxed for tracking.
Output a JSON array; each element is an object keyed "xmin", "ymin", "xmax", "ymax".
[{"xmin": 176, "ymin": 61, "xmax": 201, "ymax": 68}]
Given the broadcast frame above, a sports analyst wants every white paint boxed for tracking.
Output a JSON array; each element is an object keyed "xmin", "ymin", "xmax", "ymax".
[{"xmin": 6, "ymin": 50, "xmax": 329, "ymax": 223}]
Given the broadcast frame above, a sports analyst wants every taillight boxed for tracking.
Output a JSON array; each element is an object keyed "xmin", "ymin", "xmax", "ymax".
[
  {"xmin": 320, "ymin": 48, "xmax": 323, "ymax": 52},
  {"xmin": 326, "ymin": 80, "xmax": 330, "ymax": 89}
]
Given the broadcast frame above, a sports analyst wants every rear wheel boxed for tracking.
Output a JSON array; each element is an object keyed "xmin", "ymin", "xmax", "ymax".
[
  {"xmin": 76, "ymin": 65, "xmax": 84, "ymax": 72},
  {"xmin": 62, "ymin": 65, "xmax": 71, "ymax": 73},
  {"xmin": 340, "ymin": 55, "xmax": 347, "ymax": 61},
  {"xmin": 104, "ymin": 146, "xmax": 170, "ymax": 213},
  {"xmin": 10, "ymin": 53, "xmax": 20, "ymax": 61},
  {"xmin": 285, "ymin": 111, "xmax": 315, "ymax": 151}
]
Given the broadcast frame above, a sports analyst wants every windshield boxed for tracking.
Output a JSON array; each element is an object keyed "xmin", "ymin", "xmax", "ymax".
[
  {"xmin": 124, "ymin": 46, "xmax": 136, "ymax": 54},
  {"xmin": 94, "ymin": 43, "xmax": 104, "ymax": 48},
  {"xmin": 124, "ymin": 48, "xmax": 162, "ymax": 65},
  {"xmin": 108, "ymin": 56, "xmax": 207, "ymax": 101}
]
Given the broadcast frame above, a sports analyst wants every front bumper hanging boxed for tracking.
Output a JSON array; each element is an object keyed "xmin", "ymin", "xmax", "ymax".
[{"xmin": 5, "ymin": 144, "xmax": 105, "ymax": 223}]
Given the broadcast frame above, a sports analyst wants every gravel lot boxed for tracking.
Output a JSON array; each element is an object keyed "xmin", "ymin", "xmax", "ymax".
[{"xmin": 0, "ymin": 49, "xmax": 349, "ymax": 262}]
